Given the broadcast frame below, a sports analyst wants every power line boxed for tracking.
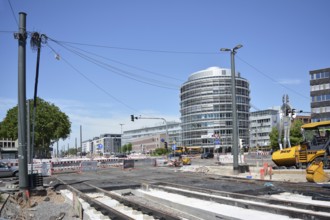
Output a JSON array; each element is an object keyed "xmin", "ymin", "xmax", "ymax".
[
  {"xmin": 47, "ymin": 38, "xmax": 180, "ymax": 90},
  {"xmin": 52, "ymin": 40, "xmax": 219, "ymax": 55},
  {"xmin": 46, "ymin": 44, "xmax": 139, "ymax": 112},
  {"xmin": 236, "ymin": 55, "xmax": 310, "ymax": 100},
  {"xmin": 7, "ymin": 0, "xmax": 18, "ymax": 27},
  {"xmin": 56, "ymin": 40, "xmax": 184, "ymax": 82}
]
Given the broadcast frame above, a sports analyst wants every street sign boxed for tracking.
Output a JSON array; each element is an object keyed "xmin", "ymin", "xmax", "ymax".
[{"xmin": 97, "ymin": 144, "xmax": 103, "ymax": 149}]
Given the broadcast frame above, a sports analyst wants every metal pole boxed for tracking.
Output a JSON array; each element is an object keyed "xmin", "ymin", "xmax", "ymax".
[
  {"xmin": 17, "ymin": 12, "xmax": 29, "ymax": 191},
  {"xmin": 80, "ymin": 125, "xmax": 82, "ymax": 158},
  {"xmin": 27, "ymin": 101, "xmax": 30, "ymax": 163},
  {"xmin": 230, "ymin": 50, "xmax": 239, "ymax": 173}
]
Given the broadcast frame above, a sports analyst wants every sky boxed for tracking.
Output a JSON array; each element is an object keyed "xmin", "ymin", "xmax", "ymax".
[{"xmin": 1, "ymin": 0, "xmax": 329, "ymax": 149}]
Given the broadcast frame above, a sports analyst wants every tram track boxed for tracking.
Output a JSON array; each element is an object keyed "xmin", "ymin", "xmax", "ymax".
[{"xmin": 54, "ymin": 173, "xmax": 330, "ymax": 220}]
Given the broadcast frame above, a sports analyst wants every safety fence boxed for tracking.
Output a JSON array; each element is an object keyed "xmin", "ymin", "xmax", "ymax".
[
  {"xmin": 218, "ymin": 154, "xmax": 246, "ymax": 164},
  {"xmin": 0, "ymin": 158, "xmax": 135, "ymax": 176}
]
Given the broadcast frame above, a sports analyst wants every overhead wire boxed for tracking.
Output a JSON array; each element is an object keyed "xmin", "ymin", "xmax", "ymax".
[
  {"xmin": 47, "ymin": 37, "xmax": 180, "ymax": 90},
  {"xmin": 39, "ymin": 35, "xmax": 311, "ymax": 113},
  {"xmin": 56, "ymin": 40, "xmax": 184, "ymax": 82},
  {"xmin": 46, "ymin": 43, "xmax": 140, "ymax": 113},
  {"xmin": 53, "ymin": 40, "xmax": 219, "ymax": 55},
  {"xmin": 236, "ymin": 55, "xmax": 310, "ymax": 101},
  {"xmin": 49, "ymin": 38, "xmax": 310, "ymax": 103},
  {"xmin": 7, "ymin": 0, "xmax": 18, "ymax": 27}
]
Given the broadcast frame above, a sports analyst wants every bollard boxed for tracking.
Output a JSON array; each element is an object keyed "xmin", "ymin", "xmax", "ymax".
[
  {"xmin": 260, "ymin": 168, "xmax": 265, "ymax": 180},
  {"xmin": 269, "ymin": 166, "xmax": 273, "ymax": 180},
  {"xmin": 263, "ymin": 162, "xmax": 268, "ymax": 176}
]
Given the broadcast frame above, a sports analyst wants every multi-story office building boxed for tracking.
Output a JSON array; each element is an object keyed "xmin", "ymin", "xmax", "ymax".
[
  {"xmin": 123, "ymin": 121, "xmax": 181, "ymax": 150},
  {"xmin": 82, "ymin": 134, "xmax": 121, "ymax": 154},
  {"xmin": 249, "ymin": 108, "xmax": 279, "ymax": 149},
  {"xmin": 130, "ymin": 133, "xmax": 167, "ymax": 154},
  {"xmin": 310, "ymin": 67, "xmax": 330, "ymax": 122},
  {"xmin": 0, "ymin": 138, "xmax": 18, "ymax": 159},
  {"xmin": 180, "ymin": 67, "xmax": 250, "ymax": 153}
]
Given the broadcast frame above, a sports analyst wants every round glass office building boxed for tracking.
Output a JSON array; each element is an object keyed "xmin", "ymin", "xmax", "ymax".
[{"xmin": 180, "ymin": 67, "xmax": 250, "ymax": 153}]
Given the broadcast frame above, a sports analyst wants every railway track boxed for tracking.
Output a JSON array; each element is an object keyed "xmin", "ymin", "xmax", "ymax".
[{"xmin": 54, "ymin": 174, "xmax": 330, "ymax": 220}]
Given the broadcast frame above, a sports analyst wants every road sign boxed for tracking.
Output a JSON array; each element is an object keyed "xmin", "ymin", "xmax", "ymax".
[
  {"xmin": 97, "ymin": 144, "xmax": 103, "ymax": 149},
  {"xmin": 172, "ymin": 144, "xmax": 176, "ymax": 150}
]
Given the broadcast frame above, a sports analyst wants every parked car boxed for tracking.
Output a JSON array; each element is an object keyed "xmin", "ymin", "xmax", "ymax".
[
  {"xmin": 115, "ymin": 154, "xmax": 127, "ymax": 158},
  {"xmin": 201, "ymin": 152, "xmax": 214, "ymax": 159},
  {"xmin": 0, "ymin": 162, "xmax": 19, "ymax": 178}
]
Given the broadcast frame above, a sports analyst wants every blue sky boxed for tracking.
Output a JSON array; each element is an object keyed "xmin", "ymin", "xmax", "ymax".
[{"xmin": 1, "ymin": 0, "xmax": 329, "ymax": 149}]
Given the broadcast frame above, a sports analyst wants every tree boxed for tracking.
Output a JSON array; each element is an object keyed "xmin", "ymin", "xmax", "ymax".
[
  {"xmin": 0, "ymin": 97, "xmax": 71, "ymax": 158},
  {"xmin": 121, "ymin": 143, "xmax": 133, "ymax": 153},
  {"xmin": 269, "ymin": 120, "xmax": 304, "ymax": 151}
]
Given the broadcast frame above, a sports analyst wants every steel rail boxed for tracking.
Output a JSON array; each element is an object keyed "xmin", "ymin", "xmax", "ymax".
[{"xmin": 147, "ymin": 181, "xmax": 330, "ymax": 220}]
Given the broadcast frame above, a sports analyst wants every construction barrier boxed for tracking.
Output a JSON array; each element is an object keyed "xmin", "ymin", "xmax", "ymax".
[
  {"xmin": 218, "ymin": 154, "xmax": 246, "ymax": 164},
  {"xmin": 80, "ymin": 161, "xmax": 98, "ymax": 172},
  {"xmin": 1, "ymin": 157, "xmax": 155, "ymax": 176},
  {"xmin": 28, "ymin": 163, "xmax": 51, "ymax": 176},
  {"xmin": 123, "ymin": 159, "xmax": 134, "ymax": 169}
]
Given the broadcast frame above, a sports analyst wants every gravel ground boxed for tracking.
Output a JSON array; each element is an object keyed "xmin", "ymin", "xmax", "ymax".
[
  {"xmin": 0, "ymin": 162, "xmax": 326, "ymax": 219},
  {"xmin": 0, "ymin": 183, "xmax": 79, "ymax": 220}
]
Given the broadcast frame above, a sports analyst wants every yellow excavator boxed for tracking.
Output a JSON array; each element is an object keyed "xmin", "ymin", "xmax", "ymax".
[{"xmin": 272, "ymin": 120, "xmax": 330, "ymax": 182}]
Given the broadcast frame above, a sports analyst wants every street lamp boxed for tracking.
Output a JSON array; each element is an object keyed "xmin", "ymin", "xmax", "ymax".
[{"xmin": 220, "ymin": 44, "xmax": 243, "ymax": 173}]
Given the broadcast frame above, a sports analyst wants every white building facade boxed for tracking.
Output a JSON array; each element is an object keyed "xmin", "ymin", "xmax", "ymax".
[{"xmin": 180, "ymin": 67, "xmax": 250, "ymax": 153}]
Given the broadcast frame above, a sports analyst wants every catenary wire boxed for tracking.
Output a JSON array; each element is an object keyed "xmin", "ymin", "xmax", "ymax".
[
  {"xmin": 44, "ymin": 35, "xmax": 310, "ymax": 112},
  {"xmin": 236, "ymin": 55, "xmax": 310, "ymax": 100},
  {"xmin": 45, "ymin": 44, "xmax": 140, "ymax": 113},
  {"xmin": 7, "ymin": 0, "xmax": 18, "ymax": 27},
  {"xmin": 54, "ymin": 40, "xmax": 184, "ymax": 82},
  {"xmin": 50, "ymin": 38, "xmax": 309, "ymax": 103},
  {"xmin": 48, "ymin": 39, "xmax": 180, "ymax": 90},
  {"xmin": 52, "ymin": 40, "xmax": 219, "ymax": 55}
]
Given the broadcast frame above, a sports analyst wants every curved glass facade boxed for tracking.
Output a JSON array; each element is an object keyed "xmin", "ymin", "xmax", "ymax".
[{"xmin": 180, "ymin": 67, "xmax": 250, "ymax": 152}]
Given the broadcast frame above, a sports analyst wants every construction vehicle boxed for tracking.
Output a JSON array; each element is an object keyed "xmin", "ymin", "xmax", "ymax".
[
  {"xmin": 272, "ymin": 120, "xmax": 330, "ymax": 169},
  {"xmin": 306, "ymin": 161, "xmax": 330, "ymax": 183},
  {"xmin": 180, "ymin": 155, "xmax": 191, "ymax": 165}
]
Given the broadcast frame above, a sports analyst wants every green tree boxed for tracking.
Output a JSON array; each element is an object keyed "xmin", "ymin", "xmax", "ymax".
[
  {"xmin": 0, "ymin": 97, "xmax": 71, "ymax": 158},
  {"xmin": 269, "ymin": 120, "xmax": 304, "ymax": 151},
  {"xmin": 121, "ymin": 143, "xmax": 133, "ymax": 153}
]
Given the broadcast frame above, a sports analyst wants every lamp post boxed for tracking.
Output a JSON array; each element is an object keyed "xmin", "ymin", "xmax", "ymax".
[
  {"xmin": 220, "ymin": 44, "xmax": 243, "ymax": 173},
  {"xmin": 119, "ymin": 123, "xmax": 124, "ymax": 153}
]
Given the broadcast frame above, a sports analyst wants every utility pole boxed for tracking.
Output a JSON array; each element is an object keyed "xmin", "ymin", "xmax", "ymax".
[
  {"xmin": 27, "ymin": 101, "xmax": 30, "ymax": 163},
  {"xmin": 120, "ymin": 124, "xmax": 124, "ymax": 152},
  {"xmin": 75, "ymin": 137, "xmax": 77, "ymax": 157},
  {"xmin": 56, "ymin": 141, "xmax": 59, "ymax": 158},
  {"xmin": 80, "ymin": 125, "xmax": 82, "ymax": 158},
  {"xmin": 15, "ymin": 12, "xmax": 29, "ymax": 193},
  {"xmin": 221, "ymin": 44, "xmax": 243, "ymax": 174}
]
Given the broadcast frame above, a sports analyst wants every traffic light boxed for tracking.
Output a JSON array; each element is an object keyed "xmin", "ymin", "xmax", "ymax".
[
  {"xmin": 239, "ymin": 138, "xmax": 243, "ymax": 148},
  {"xmin": 285, "ymin": 109, "xmax": 291, "ymax": 116},
  {"xmin": 164, "ymin": 142, "xmax": 168, "ymax": 149},
  {"xmin": 131, "ymin": 115, "xmax": 134, "ymax": 122},
  {"xmin": 292, "ymin": 109, "xmax": 296, "ymax": 118}
]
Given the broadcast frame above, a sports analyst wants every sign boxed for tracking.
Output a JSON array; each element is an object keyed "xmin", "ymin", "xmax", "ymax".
[
  {"xmin": 214, "ymin": 139, "xmax": 220, "ymax": 145},
  {"xmin": 97, "ymin": 144, "xmax": 103, "ymax": 149},
  {"xmin": 172, "ymin": 144, "xmax": 176, "ymax": 150}
]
